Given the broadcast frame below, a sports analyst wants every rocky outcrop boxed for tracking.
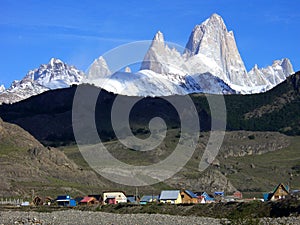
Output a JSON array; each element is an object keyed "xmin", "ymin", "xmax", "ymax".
[
  {"xmin": 166, "ymin": 167, "xmax": 237, "ymax": 193},
  {"xmin": 218, "ymin": 131, "xmax": 290, "ymax": 158}
]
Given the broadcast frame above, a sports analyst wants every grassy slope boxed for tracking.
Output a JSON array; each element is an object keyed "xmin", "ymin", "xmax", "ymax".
[
  {"xmin": 59, "ymin": 131, "xmax": 300, "ymax": 197},
  {"xmin": 220, "ymin": 136, "xmax": 300, "ymax": 197}
]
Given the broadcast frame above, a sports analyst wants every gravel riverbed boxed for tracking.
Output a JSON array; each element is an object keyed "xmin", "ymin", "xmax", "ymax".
[{"xmin": 0, "ymin": 210, "xmax": 299, "ymax": 225}]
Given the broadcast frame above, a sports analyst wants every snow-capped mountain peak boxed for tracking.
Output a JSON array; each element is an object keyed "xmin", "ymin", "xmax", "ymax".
[
  {"xmin": 139, "ymin": 13, "xmax": 251, "ymax": 92},
  {"xmin": 140, "ymin": 13, "xmax": 294, "ymax": 94},
  {"xmin": 49, "ymin": 57, "xmax": 63, "ymax": 66},
  {"xmin": 0, "ymin": 85, "xmax": 5, "ymax": 93},
  {"xmin": 0, "ymin": 14, "xmax": 295, "ymax": 104},
  {"xmin": 0, "ymin": 58, "xmax": 85, "ymax": 104},
  {"xmin": 274, "ymin": 58, "xmax": 293, "ymax": 76},
  {"xmin": 153, "ymin": 31, "xmax": 164, "ymax": 43},
  {"xmin": 87, "ymin": 56, "xmax": 111, "ymax": 80},
  {"xmin": 184, "ymin": 13, "xmax": 228, "ymax": 56},
  {"xmin": 247, "ymin": 58, "xmax": 294, "ymax": 91},
  {"xmin": 86, "ymin": 13, "xmax": 294, "ymax": 97}
]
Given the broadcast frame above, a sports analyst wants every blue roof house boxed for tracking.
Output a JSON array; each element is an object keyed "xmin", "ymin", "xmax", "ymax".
[{"xmin": 56, "ymin": 195, "xmax": 77, "ymax": 207}]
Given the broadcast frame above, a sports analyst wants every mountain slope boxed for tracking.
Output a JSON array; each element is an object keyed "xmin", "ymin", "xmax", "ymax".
[
  {"xmin": 224, "ymin": 71, "xmax": 300, "ymax": 134},
  {"xmin": 0, "ymin": 117, "xmax": 114, "ymax": 197},
  {"xmin": 0, "ymin": 58, "xmax": 85, "ymax": 104},
  {"xmin": 0, "ymin": 72, "xmax": 300, "ymax": 195}
]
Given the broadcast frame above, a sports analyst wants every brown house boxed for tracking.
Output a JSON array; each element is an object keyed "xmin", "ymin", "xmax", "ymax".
[
  {"xmin": 32, "ymin": 196, "xmax": 53, "ymax": 206},
  {"xmin": 270, "ymin": 183, "xmax": 289, "ymax": 201},
  {"xmin": 264, "ymin": 183, "xmax": 289, "ymax": 201},
  {"xmin": 180, "ymin": 190, "xmax": 198, "ymax": 204}
]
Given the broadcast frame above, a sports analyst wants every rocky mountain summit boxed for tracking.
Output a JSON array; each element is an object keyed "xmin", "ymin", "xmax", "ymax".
[
  {"xmin": 0, "ymin": 85, "xmax": 5, "ymax": 93},
  {"xmin": 88, "ymin": 14, "xmax": 294, "ymax": 95},
  {"xmin": 0, "ymin": 58, "xmax": 84, "ymax": 104}
]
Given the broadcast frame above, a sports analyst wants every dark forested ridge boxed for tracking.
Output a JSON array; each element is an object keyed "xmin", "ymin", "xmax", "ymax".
[{"xmin": 0, "ymin": 71, "xmax": 299, "ymax": 146}]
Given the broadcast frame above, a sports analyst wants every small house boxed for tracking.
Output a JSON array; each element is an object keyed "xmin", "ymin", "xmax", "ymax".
[
  {"xmin": 159, "ymin": 190, "xmax": 182, "ymax": 204},
  {"xmin": 88, "ymin": 194, "xmax": 102, "ymax": 202},
  {"xmin": 21, "ymin": 201, "xmax": 30, "ymax": 206},
  {"xmin": 263, "ymin": 183, "xmax": 289, "ymax": 201},
  {"xmin": 126, "ymin": 195, "xmax": 140, "ymax": 204},
  {"xmin": 180, "ymin": 190, "xmax": 198, "ymax": 204},
  {"xmin": 233, "ymin": 191, "xmax": 243, "ymax": 199},
  {"xmin": 56, "ymin": 195, "xmax": 77, "ymax": 207},
  {"xmin": 32, "ymin": 196, "xmax": 53, "ymax": 206},
  {"xmin": 214, "ymin": 191, "xmax": 224, "ymax": 197},
  {"xmin": 32, "ymin": 196, "xmax": 43, "ymax": 206},
  {"xmin": 195, "ymin": 192, "xmax": 214, "ymax": 203},
  {"xmin": 139, "ymin": 195, "xmax": 159, "ymax": 205},
  {"xmin": 74, "ymin": 196, "xmax": 84, "ymax": 204},
  {"xmin": 291, "ymin": 190, "xmax": 300, "ymax": 200},
  {"xmin": 103, "ymin": 191, "xmax": 127, "ymax": 205},
  {"xmin": 80, "ymin": 196, "xmax": 98, "ymax": 205}
]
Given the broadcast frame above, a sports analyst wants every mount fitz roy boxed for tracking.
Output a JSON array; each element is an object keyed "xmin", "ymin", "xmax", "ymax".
[
  {"xmin": 0, "ymin": 14, "xmax": 295, "ymax": 104},
  {"xmin": 89, "ymin": 13, "xmax": 294, "ymax": 96}
]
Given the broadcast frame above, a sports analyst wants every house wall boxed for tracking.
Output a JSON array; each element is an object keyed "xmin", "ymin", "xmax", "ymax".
[
  {"xmin": 159, "ymin": 193, "xmax": 182, "ymax": 204},
  {"xmin": 271, "ymin": 186, "xmax": 289, "ymax": 201},
  {"xmin": 103, "ymin": 192, "xmax": 127, "ymax": 204},
  {"xmin": 180, "ymin": 191, "xmax": 198, "ymax": 204},
  {"xmin": 175, "ymin": 193, "xmax": 183, "ymax": 204}
]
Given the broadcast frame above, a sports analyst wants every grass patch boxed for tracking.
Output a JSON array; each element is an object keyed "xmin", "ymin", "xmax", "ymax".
[{"xmin": 221, "ymin": 136, "xmax": 300, "ymax": 195}]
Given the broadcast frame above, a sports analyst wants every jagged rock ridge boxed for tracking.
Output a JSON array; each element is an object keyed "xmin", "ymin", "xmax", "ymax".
[
  {"xmin": 0, "ymin": 58, "xmax": 85, "ymax": 104},
  {"xmin": 88, "ymin": 14, "xmax": 294, "ymax": 96},
  {"xmin": 0, "ymin": 14, "xmax": 295, "ymax": 103}
]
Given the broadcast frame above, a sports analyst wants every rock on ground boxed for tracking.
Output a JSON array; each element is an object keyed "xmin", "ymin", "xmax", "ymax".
[{"xmin": 0, "ymin": 210, "xmax": 299, "ymax": 225}]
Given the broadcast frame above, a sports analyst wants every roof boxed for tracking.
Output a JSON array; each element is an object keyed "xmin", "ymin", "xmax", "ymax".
[
  {"xmin": 159, "ymin": 190, "xmax": 180, "ymax": 200},
  {"xmin": 80, "ymin": 196, "xmax": 96, "ymax": 203},
  {"xmin": 103, "ymin": 191, "xmax": 126, "ymax": 195},
  {"xmin": 140, "ymin": 195, "xmax": 159, "ymax": 202},
  {"xmin": 56, "ymin": 195, "xmax": 71, "ymax": 201},
  {"xmin": 184, "ymin": 190, "xmax": 197, "ymax": 198},
  {"xmin": 88, "ymin": 194, "xmax": 101, "ymax": 200},
  {"xmin": 201, "ymin": 192, "xmax": 214, "ymax": 201},
  {"xmin": 127, "ymin": 196, "xmax": 137, "ymax": 203},
  {"xmin": 272, "ymin": 183, "xmax": 289, "ymax": 194},
  {"xmin": 214, "ymin": 191, "xmax": 224, "ymax": 196}
]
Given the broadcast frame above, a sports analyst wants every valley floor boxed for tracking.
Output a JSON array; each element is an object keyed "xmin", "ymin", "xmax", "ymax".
[{"xmin": 0, "ymin": 210, "xmax": 300, "ymax": 225}]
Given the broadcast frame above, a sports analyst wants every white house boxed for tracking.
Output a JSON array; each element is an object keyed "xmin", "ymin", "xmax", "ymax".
[{"xmin": 103, "ymin": 191, "xmax": 127, "ymax": 204}]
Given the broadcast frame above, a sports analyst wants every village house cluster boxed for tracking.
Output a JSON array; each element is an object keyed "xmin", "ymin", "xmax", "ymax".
[{"xmin": 13, "ymin": 182, "xmax": 297, "ymax": 207}]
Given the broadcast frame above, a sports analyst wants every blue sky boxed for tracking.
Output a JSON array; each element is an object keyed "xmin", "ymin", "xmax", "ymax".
[{"xmin": 0, "ymin": 0, "xmax": 299, "ymax": 87}]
